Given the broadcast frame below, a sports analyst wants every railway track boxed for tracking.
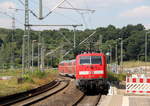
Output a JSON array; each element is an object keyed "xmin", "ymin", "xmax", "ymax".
[
  {"xmin": 73, "ymin": 93, "xmax": 101, "ymax": 106},
  {"xmin": 0, "ymin": 78, "xmax": 69, "ymax": 106},
  {"xmin": 0, "ymin": 76, "xmax": 104, "ymax": 106},
  {"xmin": 32, "ymin": 79, "xmax": 84, "ymax": 106}
]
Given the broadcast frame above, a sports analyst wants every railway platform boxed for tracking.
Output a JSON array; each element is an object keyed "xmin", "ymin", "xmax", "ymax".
[{"xmin": 98, "ymin": 95, "xmax": 150, "ymax": 106}]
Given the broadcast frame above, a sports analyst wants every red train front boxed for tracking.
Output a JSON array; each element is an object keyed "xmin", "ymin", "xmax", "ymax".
[
  {"xmin": 58, "ymin": 53, "xmax": 109, "ymax": 92},
  {"xmin": 75, "ymin": 53, "xmax": 109, "ymax": 91}
]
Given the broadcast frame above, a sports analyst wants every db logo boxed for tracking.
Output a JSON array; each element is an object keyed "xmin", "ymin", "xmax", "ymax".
[{"xmin": 90, "ymin": 71, "xmax": 94, "ymax": 74}]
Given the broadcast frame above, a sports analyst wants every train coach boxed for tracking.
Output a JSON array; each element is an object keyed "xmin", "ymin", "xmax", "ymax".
[{"xmin": 58, "ymin": 53, "xmax": 109, "ymax": 92}]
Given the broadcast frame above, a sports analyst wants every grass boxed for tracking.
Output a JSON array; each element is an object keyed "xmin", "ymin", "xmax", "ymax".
[
  {"xmin": 123, "ymin": 61, "xmax": 150, "ymax": 68},
  {"xmin": 0, "ymin": 69, "xmax": 58, "ymax": 97},
  {"xmin": 0, "ymin": 78, "xmax": 33, "ymax": 96},
  {"xmin": 0, "ymin": 69, "xmax": 22, "ymax": 77},
  {"xmin": 107, "ymin": 71, "xmax": 126, "ymax": 82}
]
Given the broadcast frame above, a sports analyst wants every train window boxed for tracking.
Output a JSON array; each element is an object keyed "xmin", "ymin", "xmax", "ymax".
[
  {"xmin": 91, "ymin": 56, "xmax": 102, "ymax": 64},
  {"xmin": 80, "ymin": 56, "xmax": 91, "ymax": 65},
  {"xmin": 80, "ymin": 56, "xmax": 90, "ymax": 65},
  {"xmin": 80, "ymin": 56, "xmax": 102, "ymax": 65}
]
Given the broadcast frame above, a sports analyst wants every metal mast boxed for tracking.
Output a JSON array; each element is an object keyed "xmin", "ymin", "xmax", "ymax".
[
  {"xmin": 24, "ymin": 0, "xmax": 30, "ymax": 70},
  {"xmin": 73, "ymin": 25, "xmax": 77, "ymax": 49},
  {"xmin": 99, "ymin": 35, "xmax": 102, "ymax": 53},
  {"xmin": 120, "ymin": 39, "xmax": 123, "ymax": 73},
  {"xmin": 115, "ymin": 44, "xmax": 118, "ymax": 64},
  {"xmin": 145, "ymin": 32, "xmax": 148, "ymax": 63},
  {"xmin": 39, "ymin": 0, "xmax": 43, "ymax": 20},
  {"xmin": 11, "ymin": 14, "xmax": 15, "ymax": 69}
]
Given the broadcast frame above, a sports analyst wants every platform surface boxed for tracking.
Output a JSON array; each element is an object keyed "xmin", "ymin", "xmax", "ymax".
[{"xmin": 98, "ymin": 95, "xmax": 150, "ymax": 106}]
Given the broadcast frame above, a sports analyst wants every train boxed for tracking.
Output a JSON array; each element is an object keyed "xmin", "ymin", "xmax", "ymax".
[{"xmin": 58, "ymin": 53, "xmax": 109, "ymax": 92}]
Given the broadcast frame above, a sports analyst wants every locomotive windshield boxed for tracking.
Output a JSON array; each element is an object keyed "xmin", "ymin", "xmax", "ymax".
[{"xmin": 80, "ymin": 56, "xmax": 102, "ymax": 65}]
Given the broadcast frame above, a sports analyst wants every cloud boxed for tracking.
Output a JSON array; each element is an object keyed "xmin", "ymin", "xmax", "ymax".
[
  {"xmin": 0, "ymin": 1, "xmax": 16, "ymax": 12},
  {"xmin": 120, "ymin": 6, "xmax": 150, "ymax": 18},
  {"xmin": 144, "ymin": 24, "xmax": 150, "ymax": 30}
]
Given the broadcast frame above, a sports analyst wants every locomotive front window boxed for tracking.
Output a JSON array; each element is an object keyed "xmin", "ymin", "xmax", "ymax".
[
  {"xmin": 80, "ymin": 56, "xmax": 102, "ymax": 65},
  {"xmin": 91, "ymin": 56, "xmax": 102, "ymax": 64},
  {"xmin": 80, "ymin": 56, "xmax": 91, "ymax": 65}
]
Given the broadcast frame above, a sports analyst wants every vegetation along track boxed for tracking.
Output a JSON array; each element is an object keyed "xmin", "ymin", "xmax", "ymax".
[{"xmin": 0, "ymin": 78, "xmax": 69, "ymax": 106}]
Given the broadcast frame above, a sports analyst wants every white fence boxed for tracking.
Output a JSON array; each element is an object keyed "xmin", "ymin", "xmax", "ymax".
[{"xmin": 126, "ymin": 75, "xmax": 150, "ymax": 94}]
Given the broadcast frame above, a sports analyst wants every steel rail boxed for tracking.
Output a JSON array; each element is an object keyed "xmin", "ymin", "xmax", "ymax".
[
  {"xmin": 72, "ymin": 94, "xmax": 86, "ymax": 106},
  {"xmin": 73, "ymin": 94, "xmax": 101, "ymax": 106},
  {"xmin": 23, "ymin": 80, "xmax": 70, "ymax": 106},
  {"xmin": 0, "ymin": 80, "xmax": 59, "ymax": 105}
]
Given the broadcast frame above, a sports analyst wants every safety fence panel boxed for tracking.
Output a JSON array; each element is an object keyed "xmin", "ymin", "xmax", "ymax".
[{"xmin": 126, "ymin": 77, "xmax": 150, "ymax": 94}]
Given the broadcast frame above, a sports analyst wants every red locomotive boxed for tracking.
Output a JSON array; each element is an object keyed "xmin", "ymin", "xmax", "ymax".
[{"xmin": 58, "ymin": 53, "xmax": 109, "ymax": 92}]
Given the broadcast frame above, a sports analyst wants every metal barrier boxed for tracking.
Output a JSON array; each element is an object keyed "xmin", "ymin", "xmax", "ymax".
[{"xmin": 126, "ymin": 76, "xmax": 150, "ymax": 94}]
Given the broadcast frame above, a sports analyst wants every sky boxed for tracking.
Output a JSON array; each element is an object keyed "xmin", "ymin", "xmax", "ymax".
[{"xmin": 0, "ymin": 0, "xmax": 150, "ymax": 30}]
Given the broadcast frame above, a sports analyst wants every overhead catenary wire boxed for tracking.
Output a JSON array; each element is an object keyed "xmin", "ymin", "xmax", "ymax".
[
  {"xmin": 46, "ymin": 45, "xmax": 63, "ymax": 56},
  {"xmin": 65, "ymin": 0, "xmax": 91, "ymax": 29},
  {"xmin": 66, "ymin": 0, "xmax": 95, "ymax": 29},
  {"xmin": 84, "ymin": 0, "xmax": 95, "ymax": 29},
  {"xmin": 27, "ymin": 0, "xmax": 81, "ymax": 23},
  {"xmin": 18, "ymin": 0, "xmax": 39, "ymax": 19},
  {"xmin": 80, "ymin": 13, "xmax": 88, "ymax": 29},
  {"xmin": 42, "ymin": 0, "xmax": 67, "ymax": 19},
  {"xmin": 62, "ymin": 31, "xmax": 96, "ymax": 58},
  {"xmin": 58, "ymin": 7, "xmax": 95, "ymax": 13},
  {"xmin": 18, "ymin": 0, "xmax": 25, "ymax": 6},
  {"xmin": 0, "ymin": 11, "xmax": 24, "ymax": 25},
  {"xmin": 58, "ymin": 32, "xmax": 72, "ymax": 45},
  {"xmin": 17, "ymin": 0, "xmax": 90, "ymax": 27}
]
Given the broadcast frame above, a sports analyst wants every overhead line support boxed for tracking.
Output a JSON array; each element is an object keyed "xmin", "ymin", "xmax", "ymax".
[
  {"xmin": 26, "ymin": 24, "xmax": 83, "ymax": 27},
  {"xmin": 23, "ymin": 0, "xmax": 30, "ymax": 71}
]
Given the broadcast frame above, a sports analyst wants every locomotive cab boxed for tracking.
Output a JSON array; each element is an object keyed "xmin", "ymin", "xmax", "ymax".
[{"xmin": 75, "ymin": 53, "xmax": 109, "ymax": 92}]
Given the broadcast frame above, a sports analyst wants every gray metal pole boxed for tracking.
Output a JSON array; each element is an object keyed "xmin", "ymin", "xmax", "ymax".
[
  {"xmin": 145, "ymin": 32, "xmax": 148, "ymax": 72},
  {"xmin": 25, "ymin": 0, "xmax": 30, "ymax": 70},
  {"xmin": 22, "ymin": 36, "xmax": 25, "ymax": 72},
  {"xmin": 121, "ymin": 39, "xmax": 123, "ymax": 73},
  {"xmin": 11, "ymin": 14, "xmax": 15, "ymax": 69},
  {"xmin": 39, "ymin": 0, "xmax": 43, "ymax": 19},
  {"xmin": 73, "ymin": 26, "xmax": 76, "ymax": 49},
  {"xmin": 38, "ymin": 43, "xmax": 40, "ymax": 71},
  {"xmin": 27, "ymin": 30, "xmax": 30, "ymax": 70},
  {"xmin": 38, "ymin": 33, "xmax": 41, "ymax": 71},
  {"xmin": 32, "ymin": 41, "xmax": 34, "ymax": 73},
  {"xmin": 115, "ymin": 44, "xmax": 118, "ymax": 64},
  {"xmin": 41, "ymin": 44, "xmax": 43, "ymax": 71},
  {"xmin": 145, "ymin": 33, "xmax": 148, "ymax": 63},
  {"xmin": 99, "ymin": 35, "xmax": 102, "ymax": 53},
  {"xmin": 115, "ymin": 44, "xmax": 118, "ymax": 74},
  {"xmin": 40, "ymin": 35, "xmax": 44, "ymax": 71},
  {"xmin": 109, "ymin": 45, "xmax": 112, "ymax": 64}
]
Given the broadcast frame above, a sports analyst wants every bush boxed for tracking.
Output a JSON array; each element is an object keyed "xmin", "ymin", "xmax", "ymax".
[
  {"xmin": 107, "ymin": 71, "xmax": 126, "ymax": 82},
  {"xmin": 22, "ymin": 74, "xmax": 34, "ymax": 83},
  {"xmin": 33, "ymin": 71, "xmax": 47, "ymax": 78}
]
